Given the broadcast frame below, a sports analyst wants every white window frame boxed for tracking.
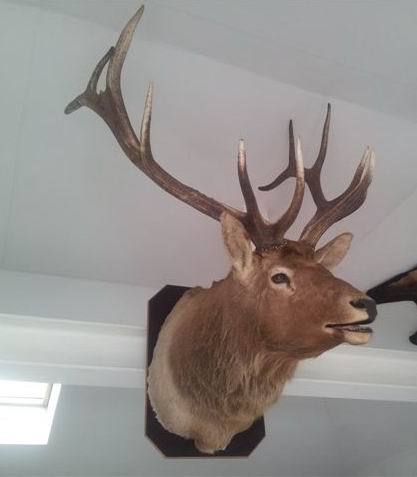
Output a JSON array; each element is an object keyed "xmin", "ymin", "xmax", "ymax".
[
  {"xmin": 0, "ymin": 381, "xmax": 61, "ymax": 445},
  {"xmin": 0, "ymin": 381, "xmax": 53, "ymax": 407}
]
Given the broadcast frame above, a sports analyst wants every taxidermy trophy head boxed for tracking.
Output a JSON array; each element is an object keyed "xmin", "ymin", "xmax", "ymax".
[{"xmin": 65, "ymin": 6, "xmax": 377, "ymax": 454}]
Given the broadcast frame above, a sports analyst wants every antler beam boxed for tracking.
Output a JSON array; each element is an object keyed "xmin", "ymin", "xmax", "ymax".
[
  {"xmin": 64, "ymin": 5, "xmax": 306, "ymax": 249},
  {"xmin": 65, "ymin": 7, "xmax": 236, "ymax": 222}
]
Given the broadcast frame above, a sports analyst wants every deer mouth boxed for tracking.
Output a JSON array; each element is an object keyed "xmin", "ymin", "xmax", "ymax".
[{"xmin": 326, "ymin": 316, "xmax": 374, "ymax": 335}]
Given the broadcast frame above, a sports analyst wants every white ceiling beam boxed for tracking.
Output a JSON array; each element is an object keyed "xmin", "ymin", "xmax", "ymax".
[
  {"xmin": 0, "ymin": 268, "xmax": 416, "ymax": 402},
  {"xmin": 0, "ymin": 308, "xmax": 417, "ymax": 402},
  {"xmin": 0, "ymin": 269, "xmax": 157, "ymax": 326},
  {"xmin": 0, "ymin": 313, "xmax": 145, "ymax": 388},
  {"xmin": 287, "ymin": 346, "xmax": 417, "ymax": 402}
]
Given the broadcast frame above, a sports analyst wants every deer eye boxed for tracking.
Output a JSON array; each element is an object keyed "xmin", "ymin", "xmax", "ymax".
[{"xmin": 271, "ymin": 272, "xmax": 290, "ymax": 285}]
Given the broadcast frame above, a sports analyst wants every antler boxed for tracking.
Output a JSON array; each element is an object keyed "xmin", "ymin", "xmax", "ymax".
[
  {"xmin": 64, "ymin": 5, "xmax": 305, "ymax": 249},
  {"xmin": 367, "ymin": 266, "xmax": 417, "ymax": 346},
  {"xmin": 259, "ymin": 104, "xmax": 375, "ymax": 247}
]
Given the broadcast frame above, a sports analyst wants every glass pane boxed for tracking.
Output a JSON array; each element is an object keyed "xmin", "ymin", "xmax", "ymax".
[{"xmin": 0, "ymin": 381, "xmax": 51, "ymax": 407}]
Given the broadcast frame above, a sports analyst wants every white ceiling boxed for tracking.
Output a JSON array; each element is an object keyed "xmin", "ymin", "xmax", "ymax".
[
  {"xmin": 10, "ymin": 0, "xmax": 417, "ymax": 122},
  {"xmin": 1, "ymin": 386, "xmax": 417, "ymax": 477},
  {"xmin": 1, "ymin": 1, "xmax": 417, "ymax": 476},
  {"xmin": 1, "ymin": 0, "xmax": 417, "ymax": 290}
]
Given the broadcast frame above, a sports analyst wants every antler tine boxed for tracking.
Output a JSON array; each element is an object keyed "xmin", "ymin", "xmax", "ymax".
[
  {"xmin": 258, "ymin": 104, "xmax": 330, "ymax": 198},
  {"xmin": 312, "ymin": 103, "xmax": 331, "ymax": 175},
  {"xmin": 238, "ymin": 140, "xmax": 265, "ymax": 220},
  {"xmin": 139, "ymin": 82, "xmax": 153, "ymax": 165},
  {"xmin": 65, "ymin": 6, "xmax": 245, "ymax": 225},
  {"xmin": 259, "ymin": 104, "xmax": 374, "ymax": 247},
  {"xmin": 304, "ymin": 103, "xmax": 331, "ymax": 208},
  {"xmin": 106, "ymin": 5, "xmax": 145, "ymax": 92},
  {"xmin": 237, "ymin": 138, "xmax": 305, "ymax": 248},
  {"xmin": 270, "ymin": 137, "xmax": 305, "ymax": 239},
  {"xmin": 252, "ymin": 123, "xmax": 306, "ymax": 245},
  {"xmin": 65, "ymin": 7, "xmax": 143, "ymax": 155},
  {"xmin": 300, "ymin": 146, "xmax": 375, "ymax": 246},
  {"xmin": 258, "ymin": 120, "xmax": 297, "ymax": 192},
  {"xmin": 64, "ymin": 47, "xmax": 115, "ymax": 115},
  {"xmin": 237, "ymin": 139, "xmax": 274, "ymax": 248},
  {"xmin": 104, "ymin": 5, "xmax": 144, "ymax": 151},
  {"xmin": 300, "ymin": 103, "xmax": 374, "ymax": 246}
]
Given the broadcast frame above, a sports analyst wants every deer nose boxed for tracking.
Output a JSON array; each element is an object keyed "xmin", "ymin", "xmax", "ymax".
[{"xmin": 350, "ymin": 298, "xmax": 377, "ymax": 323}]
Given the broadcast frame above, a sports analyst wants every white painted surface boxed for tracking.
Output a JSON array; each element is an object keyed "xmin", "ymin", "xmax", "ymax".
[
  {"xmin": 356, "ymin": 448, "xmax": 417, "ymax": 477},
  {"xmin": 0, "ymin": 269, "xmax": 156, "ymax": 326},
  {"xmin": 1, "ymin": 304, "xmax": 417, "ymax": 403},
  {"xmin": 0, "ymin": 1, "xmax": 416, "ymax": 291},
  {"xmin": 1, "ymin": 386, "xmax": 417, "ymax": 477},
  {"xmin": 0, "ymin": 2, "xmax": 37, "ymax": 263},
  {"xmin": 0, "ymin": 1, "xmax": 416, "ymax": 476},
  {"xmin": 0, "ymin": 266, "xmax": 415, "ymax": 356},
  {"xmin": 0, "ymin": 314, "xmax": 145, "ymax": 388},
  {"xmin": 10, "ymin": 0, "xmax": 417, "ymax": 122}
]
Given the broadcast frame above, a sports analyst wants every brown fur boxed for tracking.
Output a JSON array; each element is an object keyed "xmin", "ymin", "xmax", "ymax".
[{"xmin": 148, "ymin": 215, "xmax": 373, "ymax": 453}]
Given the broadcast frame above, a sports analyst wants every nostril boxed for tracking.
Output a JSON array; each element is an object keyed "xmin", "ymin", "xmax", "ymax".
[
  {"xmin": 350, "ymin": 298, "xmax": 367, "ymax": 309},
  {"xmin": 350, "ymin": 298, "xmax": 377, "ymax": 321}
]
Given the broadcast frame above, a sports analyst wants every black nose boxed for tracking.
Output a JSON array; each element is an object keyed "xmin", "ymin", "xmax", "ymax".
[{"xmin": 350, "ymin": 298, "xmax": 377, "ymax": 323}]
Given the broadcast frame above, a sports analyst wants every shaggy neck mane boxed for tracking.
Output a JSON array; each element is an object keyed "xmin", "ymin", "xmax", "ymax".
[{"xmin": 169, "ymin": 276, "xmax": 299, "ymax": 419}]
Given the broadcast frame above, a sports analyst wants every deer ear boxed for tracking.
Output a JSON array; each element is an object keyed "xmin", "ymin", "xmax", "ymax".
[
  {"xmin": 221, "ymin": 212, "xmax": 253, "ymax": 278},
  {"xmin": 314, "ymin": 233, "xmax": 353, "ymax": 270}
]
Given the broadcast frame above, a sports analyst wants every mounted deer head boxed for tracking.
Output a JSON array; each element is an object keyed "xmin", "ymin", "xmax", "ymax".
[{"xmin": 65, "ymin": 6, "xmax": 377, "ymax": 454}]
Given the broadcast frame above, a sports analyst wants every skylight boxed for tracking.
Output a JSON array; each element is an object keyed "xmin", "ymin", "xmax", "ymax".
[
  {"xmin": 0, "ymin": 380, "xmax": 52, "ymax": 406},
  {"xmin": 0, "ymin": 380, "xmax": 61, "ymax": 445}
]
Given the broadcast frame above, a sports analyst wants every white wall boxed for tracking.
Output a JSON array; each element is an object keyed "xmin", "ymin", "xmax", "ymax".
[
  {"xmin": 1, "ymin": 0, "xmax": 417, "ymax": 289},
  {"xmin": 356, "ymin": 448, "xmax": 417, "ymax": 477},
  {"xmin": 0, "ymin": 387, "xmax": 416, "ymax": 477}
]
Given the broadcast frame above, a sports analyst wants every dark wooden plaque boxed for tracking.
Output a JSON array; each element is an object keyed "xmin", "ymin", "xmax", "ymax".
[{"xmin": 145, "ymin": 285, "xmax": 265, "ymax": 457}]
